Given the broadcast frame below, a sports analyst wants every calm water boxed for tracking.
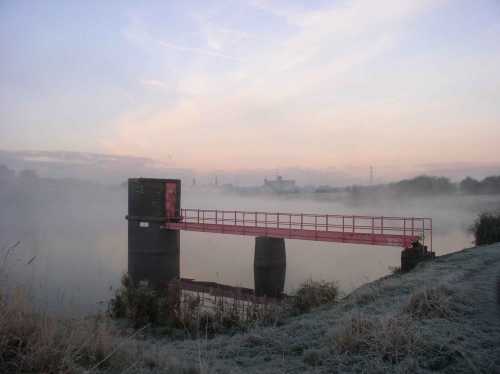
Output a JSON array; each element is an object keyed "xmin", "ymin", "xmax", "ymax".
[{"xmin": 1, "ymin": 186, "xmax": 498, "ymax": 316}]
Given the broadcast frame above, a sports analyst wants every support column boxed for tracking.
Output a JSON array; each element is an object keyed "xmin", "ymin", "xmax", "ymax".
[
  {"xmin": 127, "ymin": 178, "xmax": 181, "ymax": 289},
  {"xmin": 254, "ymin": 237, "xmax": 286, "ymax": 298},
  {"xmin": 128, "ymin": 223, "xmax": 179, "ymax": 288}
]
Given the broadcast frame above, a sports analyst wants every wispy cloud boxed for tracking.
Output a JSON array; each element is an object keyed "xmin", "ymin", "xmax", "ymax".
[
  {"xmin": 103, "ymin": 0, "xmax": 500, "ymax": 170},
  {"xmin": 140, "ymin": 79, "xmax": 168, "ymax": 89},
  {"xmin": 159, "ymin": 40, "xmax": 240, "ymax": 61}
]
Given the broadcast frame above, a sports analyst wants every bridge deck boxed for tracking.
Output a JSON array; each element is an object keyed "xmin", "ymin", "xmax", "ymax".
[{"xmin": 162, "ymin": 209, "xmax": 432, "ymax": 249}]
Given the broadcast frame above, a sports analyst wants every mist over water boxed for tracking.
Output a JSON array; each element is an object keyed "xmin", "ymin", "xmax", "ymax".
[{"xmin": 1, "ymin": 178, "xmax": 499, "ymax": 316}]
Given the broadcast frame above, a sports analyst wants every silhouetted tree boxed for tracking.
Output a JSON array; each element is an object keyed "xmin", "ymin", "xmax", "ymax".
[
  {"xmin": 460, "ymin": 176, "xmax": 480, "ymax": 194},
  {"xmin": 460, "ymin": 175, "xmax": 500, "ymax": 195},
  {"xmin": 391, "ymin": 175, "xmax": 455, "ymax": 196}
]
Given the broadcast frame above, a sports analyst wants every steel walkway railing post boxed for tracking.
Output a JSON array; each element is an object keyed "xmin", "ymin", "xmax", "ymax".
[
  {"xmin": 403, "ymin": 218, "xmax": 406, "ymax": 246},
  {"xmin": 371, "ymin": 217, "xmax": 374, "ymax": 244},
  {"xmin": 314, "ymin": 215, "xmax": 318, "ymax": 240},
  {"xmin": 430, "ymin": 218, "xmax": 433, "ymax": 252}
]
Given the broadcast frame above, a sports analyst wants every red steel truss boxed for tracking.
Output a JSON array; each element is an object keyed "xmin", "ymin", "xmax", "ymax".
[{"xmin": 163, "ymin": 209, "xmax": 432, "ymax": 249}]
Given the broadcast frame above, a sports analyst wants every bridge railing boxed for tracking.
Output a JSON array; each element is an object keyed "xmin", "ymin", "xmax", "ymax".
[{"xmin": 166, "ymin": 209, "xmax": 432, "ymax": 250}]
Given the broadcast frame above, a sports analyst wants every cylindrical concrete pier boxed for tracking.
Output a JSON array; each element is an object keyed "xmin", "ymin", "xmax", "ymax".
[
  {"xmin": 254, "ymin": 236, "xmax": 286, "ymax": 298},
  {"xmin": 128, "ymin": 178, "xmax": 181, "ymax": 289}
]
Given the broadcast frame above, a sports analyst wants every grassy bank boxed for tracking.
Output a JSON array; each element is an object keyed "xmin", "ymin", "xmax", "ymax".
[{"xmin": 2, "ymin": 243, "xmax": 500, "ymax": 373}]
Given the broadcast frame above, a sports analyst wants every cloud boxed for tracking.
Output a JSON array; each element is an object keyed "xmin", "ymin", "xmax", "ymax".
[
  {"xmin": 158, "ymin": 40, "xmax": 240, "ymax": 61},
  {"xmin": 103, "ymin": 0, "xmax": 500, "ymax": 170},
  {"xmin": 140, "ymin": 79, "xmax": 168, "ymax": 89}
]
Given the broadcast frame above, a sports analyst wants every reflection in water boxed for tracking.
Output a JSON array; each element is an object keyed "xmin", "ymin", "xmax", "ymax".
[{"xmin": 1, "ymin": 185, "xmax": 498, "ymax": 316}]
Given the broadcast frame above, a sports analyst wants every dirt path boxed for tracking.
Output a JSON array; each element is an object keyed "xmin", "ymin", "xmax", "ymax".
[{"xmin": 142, "ymin": 243, "xmax": 500, "ymax": 373}]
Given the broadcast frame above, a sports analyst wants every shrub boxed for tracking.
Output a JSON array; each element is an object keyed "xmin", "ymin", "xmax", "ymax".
[
  {"xmin": 389, "ymin": 266, "xmax": 402, "ymax": 275},
  {"xmin": 108, "ymin": 273, "xmax": 171, "ymax": 328},
  {"xmin": 470, "ymin": 212, "xmax": 500, "ymax": 246},
  {"xmin": 290, "ymin": 280, "xmax": 338, "ymax": 313}
]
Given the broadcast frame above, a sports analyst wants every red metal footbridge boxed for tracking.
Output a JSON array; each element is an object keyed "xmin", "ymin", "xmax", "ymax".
[
  {"xmin": 163, "ymin": 209, "xmax": 432, "ymax": 250},
  {"xmin": 128, "ymin": 179, "xmax": 434, "ymax": 297}
]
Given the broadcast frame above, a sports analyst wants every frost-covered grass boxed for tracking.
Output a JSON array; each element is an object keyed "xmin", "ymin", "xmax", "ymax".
[
  {"xmin": 3, "ymin": 242, "xmax": 500, "ymax": 373},
  {"xmin": 137, "ymin": 243, "xmax": 500, "ymax": 373},
  {"xmin": 333, "ymin": 315, "xmax": 420, "ymax": 363},
  {"xmin": 403, "ymin": 285, "xmax": 455, "ymax": 319}
]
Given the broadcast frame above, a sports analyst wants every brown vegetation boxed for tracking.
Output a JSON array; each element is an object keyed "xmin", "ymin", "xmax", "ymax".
[{"xmin": 0, "ymin": 288, "xmax": 126, "ymax": 373}]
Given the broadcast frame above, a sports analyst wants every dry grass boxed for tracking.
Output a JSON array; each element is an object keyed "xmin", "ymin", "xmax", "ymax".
[
  {"xmin": 0, "ymin": 287, "xmax": 207, "ymax": 373},
  {"xmin": 331, "ymin": 285, "xmax": 467, "ymax": 368},
  {"xmin": 333, "ymin": 315, "xmax": 421, "ymax": 363},
  {"xmin": 0, "ymin": 242, "xmax": 122, "ymax": 372},
  {"xmin": 0, "ymin": 288, "xmax": 126, "ymax": 373},
  {"xmin": 403, "ymin": 286, "xmax": 455, "ymax": 319}
]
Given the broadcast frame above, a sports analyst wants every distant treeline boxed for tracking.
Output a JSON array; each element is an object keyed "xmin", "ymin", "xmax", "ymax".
[
  {"xmin": 316, "ymin": 175, "xmax": 500, "ymax": 196},
  {"xmin": 2, "ymin": 163, "xmax": 500, "ymax": 198},
  {"xmin": 459, "ymin": 176, "xmax": 500, "ymax": 195}
]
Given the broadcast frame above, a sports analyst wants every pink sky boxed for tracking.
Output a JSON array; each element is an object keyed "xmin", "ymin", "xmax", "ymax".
[{"xmin": 1, "ymin": 0, "xmax": 499, "ymax": 172}]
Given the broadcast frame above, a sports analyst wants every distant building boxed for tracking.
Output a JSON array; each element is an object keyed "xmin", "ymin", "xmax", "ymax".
[{"xmin": 262, "ymin": 176, "xmax": 298, "ymax": 193}]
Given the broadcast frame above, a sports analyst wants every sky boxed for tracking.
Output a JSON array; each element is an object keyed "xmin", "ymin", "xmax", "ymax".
[{"xmin": 1, "ymin": 0, "xmax": 499, "ymax": 172}]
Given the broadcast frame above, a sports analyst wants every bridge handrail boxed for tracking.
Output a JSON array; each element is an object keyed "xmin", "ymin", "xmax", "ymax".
[
  {"xmin": 174, "ymin": 208, "xmax": 431, "ymax": 221},
  {"xmin": 162, "ymin": 208, "xmax": 432, "ymax": 250}
]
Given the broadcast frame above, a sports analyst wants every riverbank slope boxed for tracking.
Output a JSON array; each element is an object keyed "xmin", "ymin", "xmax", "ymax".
[
  {"xmin": 149, "ymin": 242, "xmax": 500, "ymax": 373},
  {"xmin": 3, "ymin": 243, "xmax": 500, "ymax": 373}
]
